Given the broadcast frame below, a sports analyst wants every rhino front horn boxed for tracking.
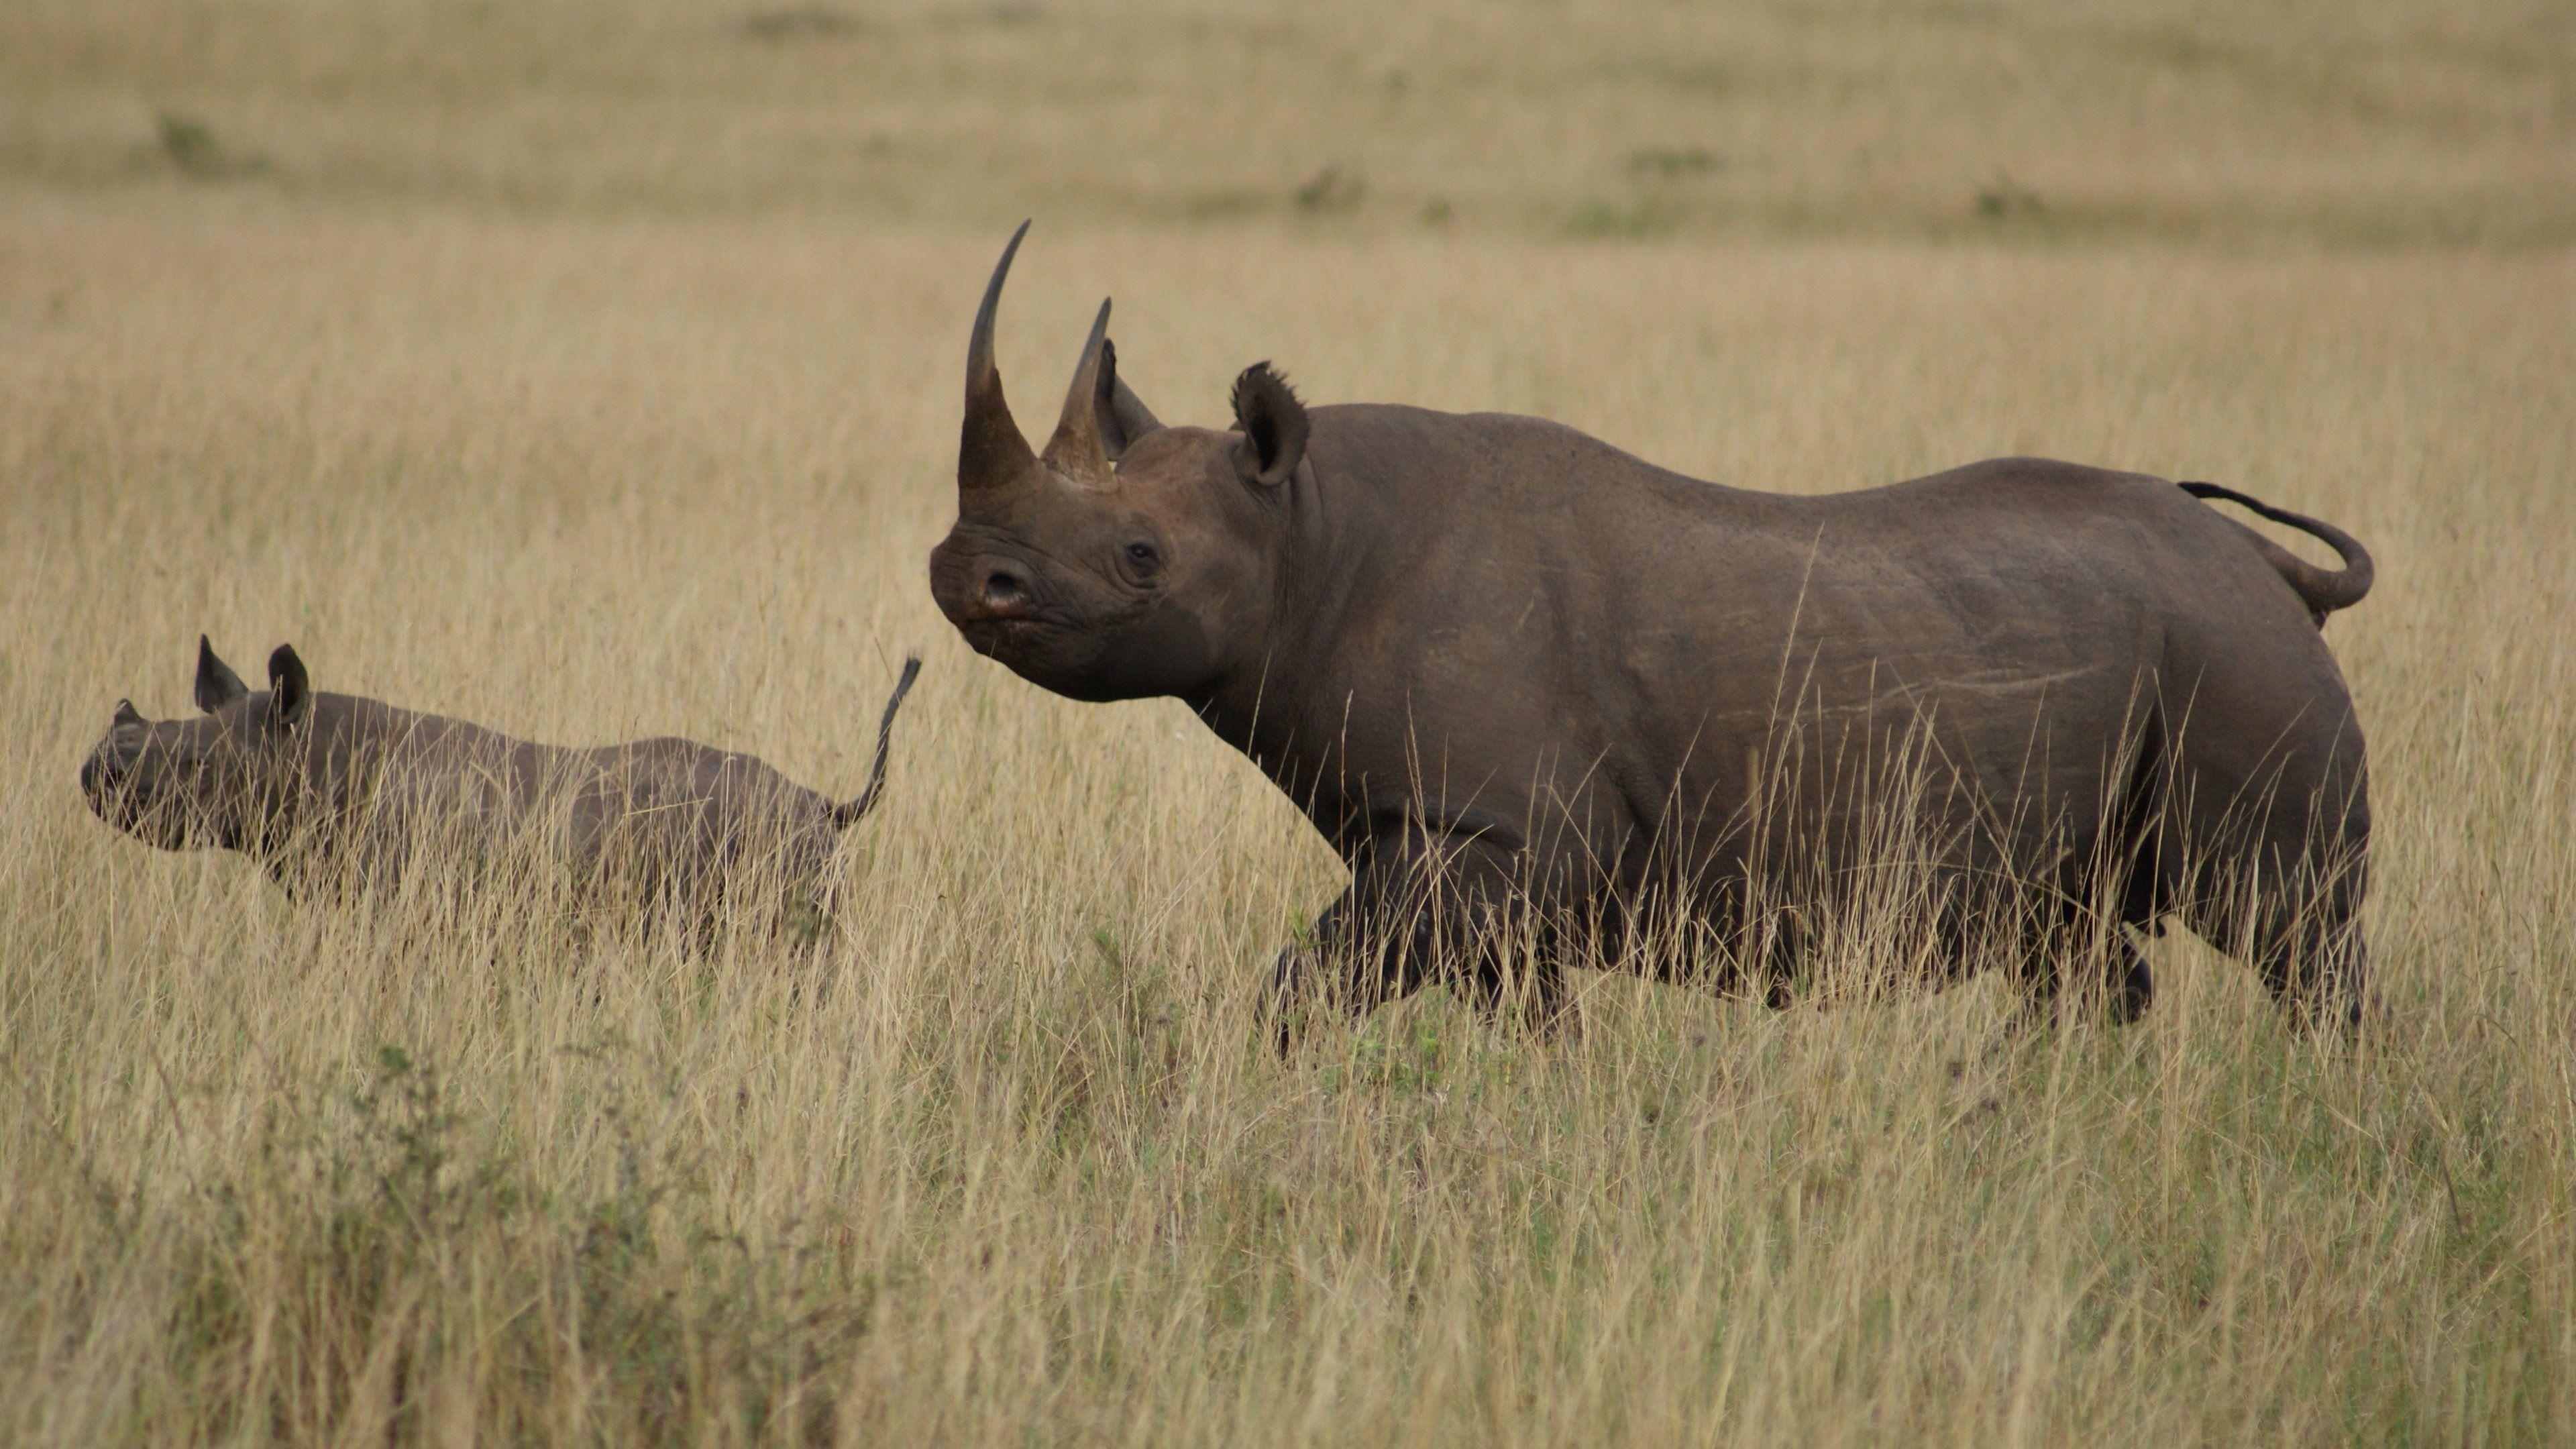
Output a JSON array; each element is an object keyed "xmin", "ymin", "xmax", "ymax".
[
  {"xmin": 1042, "ymin": 298, "xmax": 1116, "ymax": 480},
  {"xmin": 960, "ymin": 220, "xmax": 1038, "ymax": 494}
]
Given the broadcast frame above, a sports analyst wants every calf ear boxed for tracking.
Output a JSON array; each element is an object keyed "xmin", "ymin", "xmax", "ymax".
[
  {"xmin": 266, "ymin": 645, "xmax": 311, "ymax": 729},
  {"xmin": 1230, "ymin": 362, "xmax": 1308, "ymax": 488},
  {"xmin": 114, "ymin": 698, "xmax": 145, "ymax": 729},
  {"xmin": 195, "ymin": 635, "xmax": 249, "ymax": 712}
]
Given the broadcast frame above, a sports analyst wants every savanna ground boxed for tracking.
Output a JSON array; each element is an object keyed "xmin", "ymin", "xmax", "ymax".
[{"xmin": 3, "ymin": 1, "xmax": 2574, "ymax": 1443}]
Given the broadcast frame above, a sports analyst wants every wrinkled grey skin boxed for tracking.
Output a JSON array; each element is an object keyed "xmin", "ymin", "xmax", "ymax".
[
  {"xmin": 929, "ymin": 225, "xmax": 2374, "ymax": 1039},
  {"xmin": 82, "ymin": 638, "xmax": 920, "ymax": 932}
]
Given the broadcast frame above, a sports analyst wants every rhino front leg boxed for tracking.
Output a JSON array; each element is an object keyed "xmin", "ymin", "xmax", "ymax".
[
  {"xmin": 1268, "ymin": 820, "xmax": 1542, "ymax": 1054},
  {"xmin": 1269, "ymin": 875, "xmax": 1432, "ymax": 1055},
  {"xmin": 1267, "ymin": 888, "xmax": 1356, "ymax": 1055}
]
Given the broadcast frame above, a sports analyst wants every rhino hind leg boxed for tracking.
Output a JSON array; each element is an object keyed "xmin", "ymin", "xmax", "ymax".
[
  {"xmin": 2006, "ymin": 833, "xmax": 2167, "ymax": 1029},
  {"xmin": 2102, "ymin": 705, "xmax": 2181, "ymax": 1025},
  {"xmin": 776, "ymin": 835, "xmax": 844, "ymax": 947},
  {"xmin": 2230, "ymin": 876, "xmax": 2368, "ymax": 1032},
  {"xmin": 2000, "ymin": 703, "xmax": 2180, "ymax": 1030},
  {"xmin": 2174, "ymin": 765, "xmax": 2370, "ymax": 1032},
  {"xmin": 2175, "ymin": 835, "xmax": 2367, "ymax": 1032}
]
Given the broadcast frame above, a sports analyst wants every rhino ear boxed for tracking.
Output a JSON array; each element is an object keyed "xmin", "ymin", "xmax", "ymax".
[
  {"xmin": 195, "ymin": 635, "xmax": 249, "ymax": 712},
  {"xmin": 1230, "ymin": 362, "xmax": 1307, "ymax": 488},
  {"xmin": 266, "ymin": 644, "xmax": 311, "ymax": 729},
  {"xmin": 1097, "ymin": 338, "xmax": 1163, "ymax": 459}
]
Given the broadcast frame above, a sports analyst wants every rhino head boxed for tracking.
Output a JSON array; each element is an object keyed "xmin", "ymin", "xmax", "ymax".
[
  {"xmin": 81, "ymin": 636, "xmax": 317, "ymax": 854},
  {"xmin": 928, "ymin": 223, "xmax": 1311, "ymax": 704}
]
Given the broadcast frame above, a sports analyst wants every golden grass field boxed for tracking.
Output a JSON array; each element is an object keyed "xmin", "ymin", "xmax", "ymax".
[{"xmin": 4, "ymin": 1, "xmax": 2574, "ymax": 1444}]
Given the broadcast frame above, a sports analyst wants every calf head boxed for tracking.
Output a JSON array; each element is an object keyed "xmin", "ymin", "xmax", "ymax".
[
  {"xmin": 82, "ymin": 637, "xmax": 317, "ymax": 853},
  {"xmin": 928, "ymin": 224, "xmax": 1309, "ymax": 703}
]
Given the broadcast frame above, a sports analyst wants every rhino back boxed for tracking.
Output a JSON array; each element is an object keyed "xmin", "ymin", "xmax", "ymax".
[
  {"xmin": 1273, "ymin": 412, "xmax": 2349, "ymax": 890},
  {"xmin": 565, "ymin": 738, "xmax": 839, "ymax": 893},
  {"xmin": 301, "ymin": 696, "xmax": 555, "ymax": 875}
]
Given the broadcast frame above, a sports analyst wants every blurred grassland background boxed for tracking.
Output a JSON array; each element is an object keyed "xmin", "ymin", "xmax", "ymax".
[
  {"xmin": 3, "ymin": 1, "xmax": 2575, "ymax": 1445},
  {"xmin": 5, "ymin": 0, "xmax": 2575, "ymax": 242}
]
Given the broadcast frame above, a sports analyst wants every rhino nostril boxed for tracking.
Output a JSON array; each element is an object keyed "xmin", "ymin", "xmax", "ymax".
[{"xmin": 982, "ymin": 568, "xmax": 1029, "ymax": 612}]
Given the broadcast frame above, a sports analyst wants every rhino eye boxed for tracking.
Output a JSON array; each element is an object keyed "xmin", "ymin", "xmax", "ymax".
[{"xmin": 1125, "ymin": 541, "xmax": 1161, "ymax": 571}]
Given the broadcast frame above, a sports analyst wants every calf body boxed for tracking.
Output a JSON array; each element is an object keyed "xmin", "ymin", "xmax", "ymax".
[{"xmin": 83, "ymin": 639, "xmax": 918, "ymax": 930}]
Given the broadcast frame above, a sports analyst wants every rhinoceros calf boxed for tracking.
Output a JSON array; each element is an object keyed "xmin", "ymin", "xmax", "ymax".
[
  {"xmin": 81, "ymin": 637, "xmax": 919, "ymax": 930},
  {"xmin": 928, "ymin": 225, "xmax": 2375, "ymax": 1038}
]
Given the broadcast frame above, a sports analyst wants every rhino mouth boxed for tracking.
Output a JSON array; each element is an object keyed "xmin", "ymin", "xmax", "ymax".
[
  {"xmin": 85, "ymin": 773, "xmax": 189, "ymax": 849},
  {"xmin": 957, "ymin": 614, "xmax": 1052, "ymax": 656},
  {"xmin": 81, "ymin": 752, "xmax": 138, "ymax": 821}
]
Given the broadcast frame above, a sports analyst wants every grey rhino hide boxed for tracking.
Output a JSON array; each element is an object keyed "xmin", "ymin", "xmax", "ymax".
[
  {"xmin": 80, "ymin": 637, "xmax": 920, "ymax": 932},
  {"xmin": 929, "ymin": 226, "xmax": 2375, "ymax": 1038}
]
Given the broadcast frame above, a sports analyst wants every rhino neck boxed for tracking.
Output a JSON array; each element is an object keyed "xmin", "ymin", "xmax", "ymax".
[{"xmin": 1183, "ymin": 416, "xmax": 1407, "ymax": 813}]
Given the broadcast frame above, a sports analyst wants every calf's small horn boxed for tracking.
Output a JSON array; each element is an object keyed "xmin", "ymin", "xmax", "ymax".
[{"xmin": 960, "ymin": 221, "xmax": 1038, "ymax": 494}]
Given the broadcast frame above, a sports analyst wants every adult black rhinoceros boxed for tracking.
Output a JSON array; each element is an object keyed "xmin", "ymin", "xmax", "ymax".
[{"xmin": 930, "ymin": 225, "xmax": 2373, "ymax": 1039}]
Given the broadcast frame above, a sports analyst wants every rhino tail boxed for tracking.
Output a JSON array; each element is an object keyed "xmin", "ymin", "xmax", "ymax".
[
  {"xmin": 831, "ymin": 655, "xmax": 923, "ymax": 829},
  {"xmin": 2180, "ymin": 482, "xmax": 2375, "ymax": 626}
]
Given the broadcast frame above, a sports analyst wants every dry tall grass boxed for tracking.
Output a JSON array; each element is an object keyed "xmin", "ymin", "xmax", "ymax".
[{"xmin": 5, "ymin": 1, "xmax": 2575, "ymax": 1444}]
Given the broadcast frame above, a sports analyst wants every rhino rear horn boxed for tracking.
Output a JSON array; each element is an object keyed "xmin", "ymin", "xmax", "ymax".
[
  {"xmin": 1104, "ymin": 347, "xmax": 1162, "ymax": 454},
  {"xmin": 1042, "ymin": 299, "xmax": 1118, "ymax": 479},
  {"xmin": 1045, "ymin": 303, "xmax": 1163, "ymax": 467},
  {"xmin": 195, "ymin": 635, "xmax": 249, "ymax": 712},
  {"xmin": 960, "ymin": 221, "xmax": 1038, "ymax": 495}
]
